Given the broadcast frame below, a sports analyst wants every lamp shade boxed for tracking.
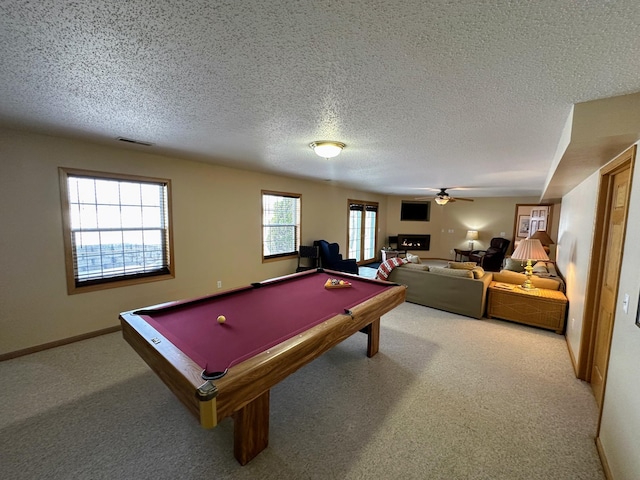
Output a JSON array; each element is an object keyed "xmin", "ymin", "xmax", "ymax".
[
  {"xmin": 529, "ymin": 230, "xmax": 554, "ymax": 246},
  {"xmin": 434, "ymin": 197, "xmax": 449, "ymax": 205},
  {"xmin": 466, "ymin": 230, "xmax": 479, "ymax": 241},
  {"xmin": 511, "ymin": 238, "xmax": 549, "ymax": 261}
]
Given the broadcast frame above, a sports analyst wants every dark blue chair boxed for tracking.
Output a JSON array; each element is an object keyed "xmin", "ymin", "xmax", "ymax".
[
  {"xmin": 296, "ymin": 245, "xmax": 320, "ymax": 272},
  {"xmin": 314, "ymin": 240, "xmax": 359, "ymax": 274}
]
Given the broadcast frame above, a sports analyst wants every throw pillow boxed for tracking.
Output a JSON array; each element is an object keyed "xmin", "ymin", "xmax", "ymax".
[
  {"xmin": 430, "ymin": 266, "xmax": 474, "ymax": 278},
  {"xmin": 471, "ymin": 266, "xmax": 485, "ymax": 279},
  {"xmin": 504, "ymin": 257, "xmax": 525, "ymax": 272},
  {"xmin": 448, "ymin": 261, "xmax": 477, "ymax": 270},
  {"xmin": 406, "ymin": 253, "xmax": 421, "ymax": 264},
  {"xmin": 533, "ymin": 261, "xmax": 549, "ymax": 273}
]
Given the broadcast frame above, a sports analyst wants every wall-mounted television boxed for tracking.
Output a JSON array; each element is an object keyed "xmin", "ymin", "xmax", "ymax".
[{"xmin": 401, "ymin": 201, "xmax": 430, "ymax": 221}]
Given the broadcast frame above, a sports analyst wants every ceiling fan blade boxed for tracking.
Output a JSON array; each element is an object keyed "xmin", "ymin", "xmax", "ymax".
[{"xmin": 453, "ymin": 197, "xmax": 474, "ymax": 202}]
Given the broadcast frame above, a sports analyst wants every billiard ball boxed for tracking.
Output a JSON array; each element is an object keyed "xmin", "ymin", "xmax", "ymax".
[{"xmin": 217, "ymin": 315, "xmax": 226, "ymax": 324}]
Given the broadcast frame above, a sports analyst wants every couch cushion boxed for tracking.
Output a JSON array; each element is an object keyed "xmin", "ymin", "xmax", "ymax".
[
  {"xmin": 400, "ymin": 263, "xmax": 430, "ymax": 271},
  {"xmin": 448, "ymin": 261, "xmax": 477, "ymax": 270},
  {"xmin": 531, "ymin": 262, "xmax": 560, "ymax": 279},
  {"xmin": 493, "ymin": 270, "xmax": 562, "ymax": 290},
  {"xmin": 430, "ymin": 266, "xmax": 474, "ymax": 278}
]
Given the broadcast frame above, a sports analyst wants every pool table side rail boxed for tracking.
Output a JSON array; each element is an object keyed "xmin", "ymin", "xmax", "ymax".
[
  {"xmin": 129, "ymin": 268, "xmax": 394, "ymax": 317},
  {"xmin": 213, "ymin": 284, "xmax": 406, "ymax": 421},
  {"xmin": 257, "ymin": 267, "xmax": 399, "ymax": 288},
  {"xmin": 120, "ymin": 313, "xmax": 210, "ymax": 422}
]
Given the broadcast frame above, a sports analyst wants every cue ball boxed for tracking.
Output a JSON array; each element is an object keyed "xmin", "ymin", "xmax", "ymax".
[{"xmin": 217, "ymin": 315, "xmax": 226, "ymax": 324}]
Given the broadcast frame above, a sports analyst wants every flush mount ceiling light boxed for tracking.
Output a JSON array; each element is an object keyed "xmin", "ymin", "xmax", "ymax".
[{"xmin": 309, "ymin": 141, "xmax": 346, "ymax": 159}]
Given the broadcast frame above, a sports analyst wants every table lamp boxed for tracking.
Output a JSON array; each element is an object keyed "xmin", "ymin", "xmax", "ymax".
[
  {"xmin": 466, "ymin": 230, "xmax": 479, "ymax": 250},
  {"xmin": 510, "ymin": 238, "xmax": 549, "ymax": 290}
]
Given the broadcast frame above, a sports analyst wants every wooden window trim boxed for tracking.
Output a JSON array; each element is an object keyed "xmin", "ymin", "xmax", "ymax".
[
  {"xmin": 261, "ymin": 190, "xmax": 301, "ymax": 262},
  {"xmin": 59, "ymin": 167, "xmax": 175, "ymax": 294}
]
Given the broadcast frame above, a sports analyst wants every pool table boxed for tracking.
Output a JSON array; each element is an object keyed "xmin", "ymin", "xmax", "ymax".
[{"xmin": 120, "ymin": 268, "xmax": 406, "ymax": 465}]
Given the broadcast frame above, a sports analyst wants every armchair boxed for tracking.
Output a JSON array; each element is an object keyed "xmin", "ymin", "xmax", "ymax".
[
  {"xmin": 314, "ymin": 240, "xmax": 359, "ymax": 275},
  {"xmin": 469, "ymin": 237, "xmax": 511, "ymax": 272}
]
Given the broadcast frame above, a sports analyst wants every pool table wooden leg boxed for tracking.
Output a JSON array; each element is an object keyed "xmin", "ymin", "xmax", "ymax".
[
  {"xmin": 365, "ymin": 318, "xmax": 380, "ymax": 357},
  {"xmin": 233, "ymin": 390, "xmax": 270, "ymax": 465}
]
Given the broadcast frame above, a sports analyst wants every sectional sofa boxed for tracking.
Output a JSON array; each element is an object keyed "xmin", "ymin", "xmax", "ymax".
[
  {"xmin": 385, "ymin": 259, "xmax": 564, "ymax": 319},
  {"xmin": 386, "ymin": 262, "xmax": 492, "ymax": 319}
]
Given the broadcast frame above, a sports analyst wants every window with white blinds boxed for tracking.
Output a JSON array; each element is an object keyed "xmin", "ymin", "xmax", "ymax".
[
  {"xmin": 59, "ymin": 168, "xmax": 174, "ymax": 294},
  {"xmin": 262, "ymin": 190, "xmax": 301, "ymax": 260}
]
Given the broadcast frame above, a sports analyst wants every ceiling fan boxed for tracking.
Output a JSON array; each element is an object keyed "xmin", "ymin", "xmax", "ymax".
[{"xmin": 416, "ymin": 188, "xmax": 475, "ymax": 205}]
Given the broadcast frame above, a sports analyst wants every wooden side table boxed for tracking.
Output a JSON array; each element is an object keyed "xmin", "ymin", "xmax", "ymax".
[
  {"xmin": 454, "ymin": 249, "xmax": 471, "ymax": 261},
  {"xmin": 487, "ymin": 281, "xmax": 568, "ymax": 334}
]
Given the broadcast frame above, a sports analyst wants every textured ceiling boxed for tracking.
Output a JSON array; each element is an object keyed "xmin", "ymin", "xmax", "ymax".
[{"xmin": 2, "ymin": 0, "xmax": 640, "ymax": 199}]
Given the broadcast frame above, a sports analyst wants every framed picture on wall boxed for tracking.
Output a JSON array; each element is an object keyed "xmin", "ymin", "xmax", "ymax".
[
  {"xmin": 517, "ymin": 215, "xmax": 530, "ymax": 237},
  {"xmin": 513, "ymin": 203, "xmax": 554, "ymax": 247}
]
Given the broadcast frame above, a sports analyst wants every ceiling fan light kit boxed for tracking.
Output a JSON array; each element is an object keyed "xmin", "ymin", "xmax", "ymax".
[
  {"xmin": 309, "ymin": 141, "xmax": 346, "ymax": 159},
  {"xmin": 419, "ymin": 188, "xmax": 475, "ymax": 205}
]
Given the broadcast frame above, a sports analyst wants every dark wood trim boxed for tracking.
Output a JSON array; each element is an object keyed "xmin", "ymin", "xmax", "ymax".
[
  {"xmin": 0, "ymin": 325, "xmax": 122, "ymax": 362},
  {"xmin": 58, "ymin": 167, "xmax": 175, "ymax": 295}
]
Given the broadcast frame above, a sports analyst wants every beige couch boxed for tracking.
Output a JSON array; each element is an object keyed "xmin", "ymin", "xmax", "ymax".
[{"xmin": 387, "ymin": 262, "xmax": 493, "ymax": 319}]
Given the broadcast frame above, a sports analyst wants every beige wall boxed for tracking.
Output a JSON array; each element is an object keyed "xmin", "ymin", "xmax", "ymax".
[
  {"xmin": 0, "ymin": 128, "xmax": 388, "ymax": 354},
  {"xmin": 556, "ymin": 146, "xmax": 640, "ymax": 479},
  {"xmin": 556, "ymin": 172, "xmax": 599, "ymax": 362},
  {"xmin": 0, "ymin": 128, "xmax": 562, "ymax": 354}
]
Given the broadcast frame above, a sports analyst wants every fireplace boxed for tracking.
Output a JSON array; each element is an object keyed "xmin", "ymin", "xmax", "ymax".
[{"xmin": 398, "ymin": 234, "xmax": 430, "ymax": 250}]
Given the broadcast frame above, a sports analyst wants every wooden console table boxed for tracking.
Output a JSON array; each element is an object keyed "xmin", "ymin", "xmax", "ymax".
[{"xmin": 487, "ymin": 281, "xmax": 568, "ymax": 334}]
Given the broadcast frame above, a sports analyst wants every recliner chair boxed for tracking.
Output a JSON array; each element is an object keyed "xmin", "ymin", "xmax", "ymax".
[
  {"xmin": 469, "ymin": 237, "xmax": 511, "ymax": 272},
  {"xmin": 314, "ymin": 240, "xmax": 359, "ymax": 274}
]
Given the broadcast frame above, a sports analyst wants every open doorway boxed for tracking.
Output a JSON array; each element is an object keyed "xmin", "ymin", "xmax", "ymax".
[{"xmin": 512, "ymin": 203, "xmax": 555, "ymax": 258}]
